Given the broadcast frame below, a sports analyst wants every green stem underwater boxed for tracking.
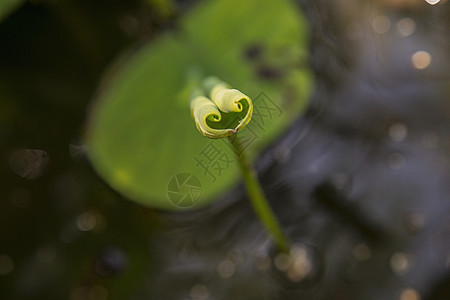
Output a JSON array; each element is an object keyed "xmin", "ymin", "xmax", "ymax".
[{"xmin": 228, "ymin": 135, "xmax": 290, "ymax": 252}]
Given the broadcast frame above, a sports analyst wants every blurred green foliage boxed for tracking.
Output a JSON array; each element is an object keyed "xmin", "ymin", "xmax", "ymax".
[
  {"xmin": 86, "ymin": 0, "xmax": 313, "ymax": 210},
  {"xmin": 0, "ymin": 0, "xmax": 24, "ymax": 22}
]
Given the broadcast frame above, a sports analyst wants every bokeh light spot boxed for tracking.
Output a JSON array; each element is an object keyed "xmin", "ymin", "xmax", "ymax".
[
  {"xmin": 76, "ymin": 212, "xmax": 97, "ymax": 232},
  {"xmin": 404, "ymin": 212, "xmax": 425, "ymax": 232},
  {"xmin": 397, "ymin": 18, "xmax": 416, "ymax": 37},
  {"xmin": 389, "ymin": 123, "xmax": 408, "ymax": 142},
  {"xmin": 274, "ymin": 244, "xmax": 313, "ymax": 282},
  {"xmin": 190, "ymin": 284, "xmax": 209, "ymax": 300},
  {"xmin": 400, "ymin": 288, "xmax": 421, "ymax": 300},
  {"xmin": 373, "ymin": 15, "xmax": 391, "ymax": 34},
  {"xmin": 217, "ymin": 259, "xmax": 236, "ymax": 278},
  {"xmin": 411, "ymin": 51, "xmax": 431, "ymax": 69},
  {"xmin": 390, "ymin": 252, "xmax": 413, "ymax": 275}
]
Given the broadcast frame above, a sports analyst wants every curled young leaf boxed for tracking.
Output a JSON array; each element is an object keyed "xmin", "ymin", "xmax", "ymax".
[
  {"xmin": 190, "ymin": 94, "xmax": 235, "ymax": 139},
  {"xmin": 190, "ymin": 77, "xmax": 253, "ymax": 139}
]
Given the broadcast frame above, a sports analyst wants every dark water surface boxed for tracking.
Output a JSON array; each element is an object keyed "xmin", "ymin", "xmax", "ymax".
[{"xmin": 1, "ymin": 0, "xmax": 450, "ymax": 299}]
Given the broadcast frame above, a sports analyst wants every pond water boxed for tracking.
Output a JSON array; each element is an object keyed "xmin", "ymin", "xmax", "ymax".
[{"xmin": 1, "ymin": 0, "xmax": 450, "ymax": 299}]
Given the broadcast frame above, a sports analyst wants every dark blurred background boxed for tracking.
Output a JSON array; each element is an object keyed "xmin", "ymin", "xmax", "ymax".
[
  {"xmin": 1, "ymin": 0, "xmax": 450, "ymax": 299},
  {"xmin": 0, "ymin": 1, "xmax": 175, "ymax": 299}
]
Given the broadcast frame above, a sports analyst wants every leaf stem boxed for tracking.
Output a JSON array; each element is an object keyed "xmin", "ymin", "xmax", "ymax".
[{"xmin": 228, "ymin": 135, "xmax": 290, "ymax": 252}]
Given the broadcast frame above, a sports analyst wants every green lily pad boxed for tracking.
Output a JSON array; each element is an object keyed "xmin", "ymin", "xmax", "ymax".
[{"xmin": 86, "ymin": 0, "xmax": 313, "ymax": 210}]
